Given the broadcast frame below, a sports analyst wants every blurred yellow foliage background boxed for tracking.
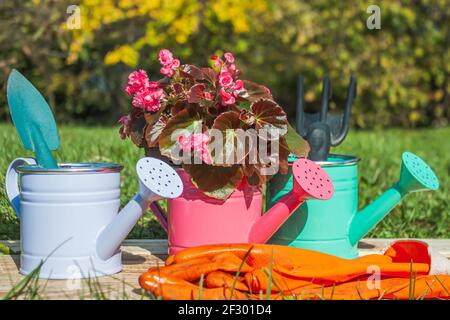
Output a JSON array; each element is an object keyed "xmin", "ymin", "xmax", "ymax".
[{"xmin": 0, "ymin": 0, "xmax": 448, "ymax": 127}]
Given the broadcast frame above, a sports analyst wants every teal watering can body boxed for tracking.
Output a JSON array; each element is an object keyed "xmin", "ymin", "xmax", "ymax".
[{"xmin": 267, "ymin": 152, "xmax": 439, "ymax": 259}]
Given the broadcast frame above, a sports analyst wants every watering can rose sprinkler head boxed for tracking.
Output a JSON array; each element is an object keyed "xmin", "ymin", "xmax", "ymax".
[
  {"xmin": 96, "ymin": 157, "xmax": 183, "ymax": 261},
  {"xmin": 248, "ymin": 158, "xmax": 334, "ymax": 243}
]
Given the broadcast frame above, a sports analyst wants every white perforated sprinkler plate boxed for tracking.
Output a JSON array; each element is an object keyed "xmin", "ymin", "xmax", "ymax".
[{"xmin": 136, "ymin": 158, "xmax": 183, "ymax": 199}]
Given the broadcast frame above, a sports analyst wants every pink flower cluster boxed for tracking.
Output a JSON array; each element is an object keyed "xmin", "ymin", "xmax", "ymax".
[
  {"xmin": 212, "ymin": 52, "xmax": 246, "ymax": 106},
  {"xmin": 178, "ymin": 133, "xmax": 212, "ymax": 164},
  {"xmin": 159, "ymin": 49, "xmax": 180, "ymax": 77},
  {"xmin": 124, "ymin": 70, "xmax": 165, "ymax": 112},
  {"xmin": 118, "ymin": 115, "xmax": 131, "ymax": 140}
]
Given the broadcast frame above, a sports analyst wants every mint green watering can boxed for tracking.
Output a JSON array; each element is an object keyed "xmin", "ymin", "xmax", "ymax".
[{"xmin": 266, "ymin": 152, "xmax": 439, "ymax": 258}]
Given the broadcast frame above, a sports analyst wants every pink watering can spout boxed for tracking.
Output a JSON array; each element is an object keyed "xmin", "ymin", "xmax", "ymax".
[{"xmin": 249, "ymin": 159, "xmax": 334, "ymax": 243}]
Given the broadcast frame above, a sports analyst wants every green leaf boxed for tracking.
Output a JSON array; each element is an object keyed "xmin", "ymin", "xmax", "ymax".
[
  {"xmin": 144, "ymin": 109, "xmax": 163, "ymax": 126},
  {"xmin": 211, "ymin": 111, "xmax": 248, "ymax": 165},
  {"xmin": 181, "ymin": 64, "xmax": 204, "ymax": 80},
  {"xmin": 171, "ymin": 100, "xmax": 188, "ymax": 116},
  {"xmin": 252, "ymin": 99, "xmax": 288, "ymax": 137},
  {"xmin": 284, "ymin": 123, "xmax": 310, "ymax": 157},
  {"xmin": 277, "ymin": 136, "xmax": 291, "ymax": 175},
  {"xmin": 158, "ymin": 108, "xmax": 203, "ymax": 160},
  {"xmin": 129, "ymin": 109, "xmax": 147, "ymax": 148},
  {"xmin": 201, "ymin": 67, "xmax": 217, "ymax": 84},
  {"xmin": 241, "ymin": 80, "xmax": 273, "ymax": 102},
  {"xmin": 145, "ymin": 114, "xmax": 169, "ymax": 148},
  {"xmin": 187, "ymin": 84, "xmax": 205, "ymax": 103}
]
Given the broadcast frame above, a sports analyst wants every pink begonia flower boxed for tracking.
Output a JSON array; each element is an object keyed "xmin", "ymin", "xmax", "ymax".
[
  {"xmin": 204, "ymin": 92, "xmax": 213, "ymax": 101},
  {"xmin": 224, "ymin": 52, "xmax": 235, "ymax": 63},
  {"xmin": 125, "ymin": 85, "xmax": 135, "ymax": 96},
  {"xmin": 210, "ymin": 55, "xmax": 222, "ymax": 68},
  {"xmin": 159, "ymin": 49, "xmax": 180, "ymax": 77},
  {"xmin": 148, "ymin": 81, "xmax": 160, "ymax": 89},
  {"xmin": 160, "ymin": 67, "xmax": 174, "ymax": 77},
  {"xmin": 218, "ymin": 71, "xmax": 234, "ymax": 88},
  {"xmin": 158, "ymin": 49, "xmax": 174, "ymax": 66},
  {"xmin": 232, "ymin": 79, "xmax": 247, "ymax": 97},
  {"xmin": 127, "ymin": 70, "xmax": 149, "ymax": 91},
  {"xmin": 178, "ymin": 133, "xmax": 212, "ymax": 164},
  {"xmin": 192, "ymin": 133, "xmax": 208, "ymax": 150},
  {"xmin": 118, "ymin": 115, "xmax": 131, "ymax": 126},
  {"xmin": 234, "ymin": 79, "xmax": 244, "ymax": 91},
  {"xmin": 132, "ymin": 88, "xmax": 165, "ymax": 112},
  {"xmin": 220, "ymin": 89, "xmax": 235, "ymax": 105},
  {"xmin": 177, "ymin": 135, "xmax": 190, "ymax": 150},
  {"xmin": 199, "ymin": 149, "xmax": 213, "ymax": 164},
  {"xmin": 228, "ymin": 63, "xmax": 236, "ymax": 72},
  {"xmin": 118, "ymin": 115, "xmax": 131, "ymax": 140},
  {"xmin": 171, "ymin": 59, "xmax": 180, "ymax": 68}
]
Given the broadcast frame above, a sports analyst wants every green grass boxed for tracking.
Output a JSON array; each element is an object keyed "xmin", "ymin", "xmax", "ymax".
[{"xmin": 0, "ymin": 123, "xmax": 449, "ymax": 240}]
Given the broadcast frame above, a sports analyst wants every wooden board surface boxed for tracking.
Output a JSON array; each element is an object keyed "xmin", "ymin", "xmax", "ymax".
[{"xmin": 1, "ymin": 239, "xmax": 449, "ymax": 300}]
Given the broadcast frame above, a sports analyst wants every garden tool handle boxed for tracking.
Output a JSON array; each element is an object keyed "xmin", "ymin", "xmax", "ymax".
[
  {"xmin": 295, "ymin": 75, "xmax": 306, "ymax": 136},
  {"xmin": 5, "ymin": 157, "xmax": 37, "ymax": 218},
  {"xmin": 30, "ymin": 124, "xmax": 58, "ymax": 169}
]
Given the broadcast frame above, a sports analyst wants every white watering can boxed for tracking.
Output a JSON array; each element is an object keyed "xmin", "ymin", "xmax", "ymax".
[{"xmin": 5, "ymin": 157, "xmax": 183, "ymax": 279}]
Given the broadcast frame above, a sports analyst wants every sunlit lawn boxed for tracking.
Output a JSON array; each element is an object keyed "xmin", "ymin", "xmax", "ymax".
[{"xmin": 0, "ymin": 123, "xmax": 449, "ymax": 241}]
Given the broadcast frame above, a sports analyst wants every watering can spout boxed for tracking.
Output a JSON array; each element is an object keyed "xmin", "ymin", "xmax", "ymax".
[
  {"xmin": 349, "ymin": 152, "xmax": 439, "ymax": 246},
  {"xmin": 248, "ymin": 191, "xmax": 308, "ymax": 244},
  {"xmin": 96, "ymin": 158, "xmax": 183, "ymax": 261},
  {"xmin": 249, "ymin": 159, "xmax": 334, "ymax": 244}
]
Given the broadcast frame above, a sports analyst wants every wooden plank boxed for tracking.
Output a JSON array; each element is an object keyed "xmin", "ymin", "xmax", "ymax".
[
  {"xmin": 3, "ymin": 239, "xmax": 450, "ymax": 256},
  {"xmin": 1, "ymin": 239, "xmax": 449, "ymax": 300}
]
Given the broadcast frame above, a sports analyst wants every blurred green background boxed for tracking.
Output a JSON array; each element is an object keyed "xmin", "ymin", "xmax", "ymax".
[{"xmin": 0, "ymin": 0, "xmax": 448, "ymax": 241}]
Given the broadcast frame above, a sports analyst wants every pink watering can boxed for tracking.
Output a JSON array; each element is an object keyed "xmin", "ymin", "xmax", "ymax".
[{"xmin": 150, "ymin": 158, "xmax": 334, "ymax": 254}]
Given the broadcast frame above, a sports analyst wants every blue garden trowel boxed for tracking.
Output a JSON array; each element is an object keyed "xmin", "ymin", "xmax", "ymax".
[{"xmin": 7, "ymin": 69, "xmax": 59, "ymax": 168}]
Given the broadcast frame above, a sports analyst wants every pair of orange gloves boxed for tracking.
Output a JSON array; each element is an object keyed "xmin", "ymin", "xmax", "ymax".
[{"xmin": 139, "ymin": 240, "xmax": 450, "ymax": 300}]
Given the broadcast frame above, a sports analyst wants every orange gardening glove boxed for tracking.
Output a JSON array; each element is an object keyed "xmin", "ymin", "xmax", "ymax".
[{"xmin": 139, "ymin": 241, "xmax": 450, "ymax": 300}]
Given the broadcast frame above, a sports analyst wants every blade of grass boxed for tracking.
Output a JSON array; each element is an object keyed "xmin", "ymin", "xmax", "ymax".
[
  {"xmin": 433, "ymin": 275, "xmax": 450, "ymax": 296},
  {"xmin": 198, "ymin": 273, "xmax": 204, "ymax": 300},
  {"xmin": 356, "ymin": 282, "xmax": 365, "ymax": 300},
  {"xmin": 3, "ymin": 261, "xmax": 43, "ymax": 300},
  {"xmin": 417, "ymin": 280, "xmax": 434, "ymax": 300},
  {"xmin": 329, "ymin": 282, "xmax": 336, "ymax": 300},
  {"xmin": 408, "ymin": 259, "xmax": 416, "ymax": 300},
  {"xmin": 265, "ymin": 249, "xmax": 274, "ymax": 300},
  {"xmin": 3, "ymin": 238, "xmax": 72, "ymax": 299},
  {"xmin": 377, "ymin": 289, "xmax": 387, "ymax": 300},
  {"xmin": 262, "ymin": 268, "xmax": 284, "ymax": 295},
  {"xmin": 229, "ymin": 245, "xmax": 253, "ymax": 300}
]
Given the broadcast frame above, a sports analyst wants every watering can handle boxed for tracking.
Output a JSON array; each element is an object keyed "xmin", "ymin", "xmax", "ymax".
[{"xmin": 5, "ymin": 157, "xmax": 37, "ymax": 218}]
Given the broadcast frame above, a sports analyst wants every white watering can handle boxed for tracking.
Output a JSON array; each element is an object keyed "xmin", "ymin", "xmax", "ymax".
[{"xmin": 5, "ymin": 157, "xmax": 36, "ymax": 218}]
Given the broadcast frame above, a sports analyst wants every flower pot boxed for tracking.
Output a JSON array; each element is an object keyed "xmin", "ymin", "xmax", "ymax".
[{"xmin": 154, "ymin": 169, "xmax": 263, "ymax": 255}]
